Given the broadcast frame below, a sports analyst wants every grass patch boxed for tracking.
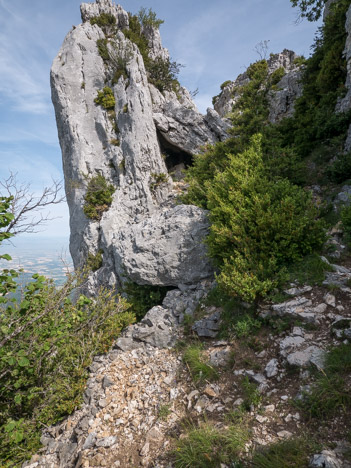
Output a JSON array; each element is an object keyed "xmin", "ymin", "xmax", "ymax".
[
  {"xmin": 205, "ymin": 287, "xmax": 261, "ymax": 339},
  {"xmin": 158, "ymin": 404, "xmax": 171, "ymax": 420},
  {"xmin": 251, "ymin": 437, "xmax": 317, "ymax": 467},
  {"xmin": 286, "ymin": 253, "xmax": 333, "ymax": 286},
  {"xmin": 297, "ymin": 343, "xmax": 351, "ymax": 419},
  {"xmin": 183, "ymin": 345, "xmax": 218, "ymax": 383},
  {"xmin": 174, "ymin": 421, "xmax": 249, "ymax": 468}
]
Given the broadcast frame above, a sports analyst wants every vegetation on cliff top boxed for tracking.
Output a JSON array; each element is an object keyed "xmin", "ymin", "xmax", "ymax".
[{"xmin": 184, "ymin": 0, "xmax": 350, "ymax": 302}]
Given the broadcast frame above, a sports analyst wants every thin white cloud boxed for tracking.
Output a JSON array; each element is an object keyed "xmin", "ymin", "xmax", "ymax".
[{"xmin": 0, "ymin": 1, "xmax": 52, "ymax": 115}]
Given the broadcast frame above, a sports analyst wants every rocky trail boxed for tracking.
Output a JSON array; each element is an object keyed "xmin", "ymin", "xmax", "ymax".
[{"xmin": 24, "ymin": 246, "xmax": 351, "ymax": 467}]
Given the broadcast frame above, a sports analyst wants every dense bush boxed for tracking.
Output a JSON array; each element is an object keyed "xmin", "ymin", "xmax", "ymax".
[
  {"xmin": 0, "ymin": 199, "xmax": 135, "ymax": 466},
  {"xmin": 205, "ymin": 135, "xmax": 325, "ymax": 301},
  {"xmin": 86, "ymin": 249, "xmax": 103, "ymax": 271},
  {"xmin": 96, "ymin": 38, "xmax": 109, "ymax": 61},
  {"xmin": 122, "ymin": 282, "xmax": 170, "ymax": 320},
  {"xmin": 83, "ymin": 174, "xmax": 116, "ymax": 221},
  {"xmin": 327, "ymin": 152, "xmax": 351, "ymax": 184}
]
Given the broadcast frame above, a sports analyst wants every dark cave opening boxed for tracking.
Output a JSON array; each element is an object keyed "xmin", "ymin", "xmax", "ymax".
[{"xmin": 157, "ymin": 131, "xmax": 193, "ymax": 180}]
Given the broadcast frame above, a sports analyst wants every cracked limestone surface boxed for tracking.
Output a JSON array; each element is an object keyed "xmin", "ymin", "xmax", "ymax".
[{"xmin": 51, "ymin": 0, "xmax": 228, "ymax": 294}]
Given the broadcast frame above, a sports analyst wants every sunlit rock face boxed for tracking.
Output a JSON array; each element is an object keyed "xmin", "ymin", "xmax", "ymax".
[{"xmin": 51, "ymin": 0, "xmax": 228, "ymax": 292}]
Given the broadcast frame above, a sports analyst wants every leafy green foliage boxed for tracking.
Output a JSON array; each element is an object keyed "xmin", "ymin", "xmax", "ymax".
[
  {"xmin": 282, "ymin": 0, "xmax": 351, "ymax": 159},
  {"xmin": 83, "ymin": 174, "xmax": 116, "ymax": 221},
  {"xmin": 123, "ymin": 13, "xmax": 181, "ymax": 93},
  {"xmin": 297, "ymin": 343, "xmax": 351, "ymax": 419},
  {"xmin": 183, "ymin": 345, "xmax": 218, "ymax": 383},
  {"xmin": 174, "ymin": 421, "xmax": 249, "ymax": 467},
  {"xmin": 96, "ymin": 38, "xmax": 109, "ymax": 61},
  {"xmin": 90, "ymin": 12, "xmax": 116, "ymax": 30},
  {"xmin": 94, "ymin": 87, "xmax": 116, "ymax": 110},
  {"xmin": 220, "ymin": 80, "xmax": 232, "ymax": 90},
  {"xmin": 86, "ymin": 249, "xmax": 103, "ymax": 272},
  {"xmin": 147, "ymin": 57, "xmax": 182, "ymax": 92},
  {"xmin": 150, "ymin": 172, "xmax": 168, "ymax": 191},
  {"xmin": 137, "ymin": 7, "xmax": 164, "ymax": 29},
  {"xmin": 290, "ymin": 0, "xmax": 325, "ymax": 21},
  {"xmin": 205, "ymin": 135, "xmax": 325, "ymax": 301},
  {"xmin": 327, "ymin": 151, "xmax": 351, "ymax": 184},
  {"xmin": 122, "ymin": 282, "xmax": 170, "ymax": 320}
]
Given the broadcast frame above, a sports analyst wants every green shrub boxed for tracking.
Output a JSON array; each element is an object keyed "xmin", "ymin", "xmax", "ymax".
[
  {"xmin": 205, "ymin": 135, "xmax": 325, "ymax": 301},
  {"xmin": 0, "ymin": 226, "xmax": 134, "ymax": 468},
  {"xmin": 269, "ymin": 67, "xmax": 285, "ymax": 86},
  {"xmin": 137, "ymin": 7, "xmax": 164, "ymax": 29},
  {"xmin": 90, "ymin": 12, "xmax": 116, "ymax": 29},
  {"xmin": 183, "ymin": 345, "xmax": 218, "ymax": 383},
  {"xmin": 83, "ymin": 174, "xmax": 116, "ymax": 221},
  {"xmin": 96, "ymin": 38, "xmax": 109, "ymax": 61},
  {"xmin": 327, "ymin": 152, "xmax": 351, "ymax": 183},
  {"xmin": 174, "ymin": 421, "xmax": 249, "ymax": 467},
  {"xmin": 150, "ymin": 172, "xmax": 168, "ymax": 191},
  {"xmin": 147, "ymin": 56, "xmax": 182, "ymax": 92},
  {"xmin": 220, "ymin": 80, "xmax": 232, "ymax": 90},
  {"xmin": 86, "ymin": 249, "xmax": 103, "ymax": 271},
  {"xmin": 94, "ymin": 87, "xmax": 116, "ymax": 110},
  {"xmin": 122, "ymin": 282, "xmax": 170, "ymax": 320}
]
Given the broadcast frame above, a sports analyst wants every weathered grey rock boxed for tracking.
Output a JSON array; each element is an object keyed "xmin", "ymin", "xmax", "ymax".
[
  {"xmin": 209, "ymin": 348, "xmax": 231, "ymax": 367},
  {"xmin": 82, "ymin": 432, "xmax": 96, "ymax": 450},
  {"xmin": 214, "ymin": 49, "xmax": 302, "ymax": 121},
  {"xmin": 268, "ymin": 68, "xmax": 303, "ymax": 123},
  {"xmin": 51, "ymin": 0, "xmax": 225, "ymax": 294},
  {"xmin": 95, "ymin": 436, "xmax": 117, "ymax": 448},
  {"xmin": 192, "ymin": 310, "xmax": 221, "ymax": 338},
  {"xmin": 265, "ymin": 358, "xmax": 279, "ymax": 378},
  {"xmin": 280, "ymin": 335, "xmax": 306, "ymax": 357},
  {"xmin": 132, "ymin": 306, "xmax": 176, "ymax": 348},
  {"xmin": 286, "ymin": 346, "xmax": 325, "ymax": 369},
  {"xmin": 113, "ymin": 205, "xmax": 213, "ymax": 286},
  {"xmin": 310, "ymin": 450, "xmax": 343, "ymax": 468}
]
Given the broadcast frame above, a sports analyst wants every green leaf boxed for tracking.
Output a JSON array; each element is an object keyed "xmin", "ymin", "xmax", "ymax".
[
  {"xmin": 0, "ymin": 253, "xmax": 12, "ymax": 261},
  {"xmin": 18, "ymin": 357, "xmax": 30, "ymax": 367},
  {"xmin": 14, "ymin": 394, "xmax": 22, "ymax": 405}
]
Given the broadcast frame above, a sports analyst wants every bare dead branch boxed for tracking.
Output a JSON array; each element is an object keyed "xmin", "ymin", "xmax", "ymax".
[{"xmin": 0, "ymin": 172, "xmax": 65, "ymax": 235}]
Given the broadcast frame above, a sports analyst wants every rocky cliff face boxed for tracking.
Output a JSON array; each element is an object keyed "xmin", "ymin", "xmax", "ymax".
[
  {"xmin": 340, "ymin": 4, "xmax": 351, "ymax": 151},
  {"xmin": 213, "ymin": 49, "xmax": 303, "ymax": 123},
  {"xmin": 51, "ymin": 0, "xmax": 229, "ymax": 292}
]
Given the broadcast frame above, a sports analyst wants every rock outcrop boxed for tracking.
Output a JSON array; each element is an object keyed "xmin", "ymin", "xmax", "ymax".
[
  {"xmin": 213, "ymin": 49, "xmax": 303, "ymax": 123},
  {"xmin": 339, "ymin": 4, "xmax": 351, "ymax": 150},
  {"xmin": 51, "ymin": 0, "xmax": 228, "ymax": 292}
]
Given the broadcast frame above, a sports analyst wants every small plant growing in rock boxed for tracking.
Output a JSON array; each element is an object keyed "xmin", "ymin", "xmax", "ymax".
[
  {"xmin": 83, "ymin": 174, "xmax": 116, "ymax": 221},
  {"xmin": 183, "ymin": 345, "xmax": 218, "ymax": 383},
  {"xmin": 94, "ymin": 87, "xmax": 116, "ymax": 110},
  {"xmin": 86, "ymin": 249, "xmax": 103, "ymax": 271},
  {"xmin": 81, "ymin": 81, "xmax": 85, "ymax": 89},
  {"xmin": 122, "ymin": 103, "xmax": 128, "ymax": 113},
  {"xmin": 110, "ymin": 138, "xmax": 120, "ymax": 146},
  {"xmin": 150, "ymin": 172, "xmax": 168, "ymax": 191},
  {"xmin": 158, "ymin": 404, "xmax": 171, "ymax": 420},
  {"xmin": 96, "ymin": 38, "xmax": 109, "ymax": 61},
  {"xmin": 220, "ymin": 80, "xmax": 232, "ymax": 90},
  {"xmin": 137, "ymin": 7, "xmax": 164, "ymax": 29},
  {"xmin": 90, "ymin": 12, "xmax": 116, "ymax": 30}
]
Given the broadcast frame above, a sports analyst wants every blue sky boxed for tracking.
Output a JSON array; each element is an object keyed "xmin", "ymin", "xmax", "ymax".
[{"xmin": 0, "ymin": 0, "xmax": 321, "ymax": 240}]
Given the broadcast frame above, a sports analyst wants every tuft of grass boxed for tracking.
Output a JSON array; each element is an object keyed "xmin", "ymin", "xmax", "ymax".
[
  {"xmin": 287, "ymin": 253, "xmax": 333, "ymax": 286},
  {"xmin": 251, "ymin": 438, "xmax": 317, "ymax": 467},
  {"xmin": 297, "ymin": 344, "xmax": 351, "ymax": 419},
  {"xmin": 158, "ymin": 404, "xmax": 171, "ymax": 420},
  {"xmin": 241, "ymin": 376, "xmax": 262, "ymax": 410},
  {"xmin": 183, "ymin": 345, "xmax": 218, "ymax": 383},
  {"xmin": 174, "ymin": 421, "xmax": 249, "ymax": 468}
]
